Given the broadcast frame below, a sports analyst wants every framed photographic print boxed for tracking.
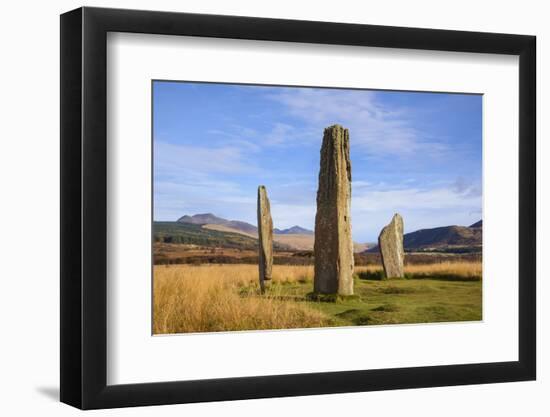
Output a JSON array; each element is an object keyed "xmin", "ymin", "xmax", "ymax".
[{"xmin": 60, "ymin": 6, "xmax": 536, "ymax": 410}]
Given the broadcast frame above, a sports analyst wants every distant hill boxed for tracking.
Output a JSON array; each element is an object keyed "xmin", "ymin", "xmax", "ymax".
[
  {"xmin": 177, "ymin": 213, "xmax": 257, "ymax": 235},
  {"xmin": 274, "ymin": 225, "xmax": 314, "ymax": 235},
  {"xmin": 177, "ymin": 213, "xmax": 226, "ymax": 225},
  {"xmin": 202, "ymin": 224, "xmax": 315, "ymax": 250},
  {"xmin": 155, "ymin": 221, "xmax": 258, "ymax": 250},
  {"xmin": 404, "ymin": 224, "xmax": 482, "ymax": 252},
  {"xmin": 469, "ymin": 220, "xmax": 482, "ymax": 228},
  {"xmin": 177, "ymin": 213, "xmax": 313, "ymax": 236},
  {"xmin": 272, "ymin": 234, "xmax": 314, "ymax": 251},
  {"xmin": 154, "ymin": 221, "xmax": 290, "ymax": 251},
  {"xmin": 173, "ymin": 213, "xmax": 314, "ymax": 251},
  {"xmin": 167, "ymin": 213, "xmax": 377, "ymax": 252},
  {"xmin": 366, "ymin": 220, "xmax": 482, "ymax": 254},
  {"xmin": 354, "ymin": 242, "xmax": 374, "ymax": 253}
]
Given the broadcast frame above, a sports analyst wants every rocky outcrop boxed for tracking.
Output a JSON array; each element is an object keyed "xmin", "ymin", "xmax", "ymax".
[
  {"xmin": 313, "ymin": 125, "xmax": 354, "ymax": 295},
  {"xmin": 257, "ymin": 186, "xmax": 273, "ymax": 292},
  {"xmin": 378, "ymin": 214, "xmax": 404, "ymax": 278}
]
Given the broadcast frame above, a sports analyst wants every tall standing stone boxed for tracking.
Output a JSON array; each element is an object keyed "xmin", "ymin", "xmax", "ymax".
[
  {"xmin": 313, "ymin": 125, "xmax": 354, "ymax": 295},
  {"xmin": 257, "ymin": 185, "xmax": 273, "ymax": 292},
  {"xmin": 378, "ymin": 213, "xmax": 405, "ymax": 278}
]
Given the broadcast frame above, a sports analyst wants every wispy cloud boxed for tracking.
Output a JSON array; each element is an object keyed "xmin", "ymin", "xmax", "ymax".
[
  {"xmin": 154, "ymin": 141, "xmax": 259, "ymax": 221},
  {"xmin": 353, "ymin": 186, "xmax": 481, "ymax": 212},
  {"xmin": 154, "ymin": 179, "xmax": 257, "ymax": 222},
  {"xmin": 271, "ymin": 203, "xmax": 316, "ymax": 231},
  {"xmin": 208, "ymin": 122, "xmax": 316, "ymax": 149},
  {"xmin": 154, "ymin": 140, "xmax": 256, "ymax": 177},
  {"xmin": 351, "ymin": 184, "xmax": 481, "ymax": 241},
  {"xmin": 267, "ymin": 88, "xmax": 447, "ymax": 159},
  {"xmin": 451, "ymin": 176, "xmax": 482, "ymax": 198}
]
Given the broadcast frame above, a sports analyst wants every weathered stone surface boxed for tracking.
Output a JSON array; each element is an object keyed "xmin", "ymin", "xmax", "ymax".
[
  {"xmin": 378, "ymin": 214, "xmax": 405, "ymax": 278},
  {"xmin": 257, "ymin": 185, "xmax": 273, "ymax": 292},
  {"xmin": 313, "ymin": 125, "xmax": 354, "ymax": 295}
]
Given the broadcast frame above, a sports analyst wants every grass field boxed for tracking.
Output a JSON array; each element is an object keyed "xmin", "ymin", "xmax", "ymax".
[{"xmin": 153, "ymin": 262, "xmax": 482, "ymax": 334}]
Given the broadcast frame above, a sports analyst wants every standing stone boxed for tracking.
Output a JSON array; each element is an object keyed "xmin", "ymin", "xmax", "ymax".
[
  {"xmin": 378, "ymin": 214, "xmax": 405, "ymax": 278},
  {"xmin": 313, "ymin": 125, "xmax": 354, "ymax": 295},
  {"xmin": 257, "ymin": 185, "xmax": 273, "ymax": 292}
]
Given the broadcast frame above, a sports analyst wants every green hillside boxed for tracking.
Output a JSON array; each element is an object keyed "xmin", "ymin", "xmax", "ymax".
[
  {"xmin": 366, "ymin": 222, "xmax": 482, "ymax": 254},
  {"xmin": 154, "ymin": 222, "xmax": 259, "ymax": 249},
  {"xmin": 403, "ymin": 225, "xmax": 482, "ymax": 252}
]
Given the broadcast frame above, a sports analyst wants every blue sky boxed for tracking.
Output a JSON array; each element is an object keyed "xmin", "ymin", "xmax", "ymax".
[{"xmin": 153, "ymin": 81, "xmax": 482, "ymax": 242}]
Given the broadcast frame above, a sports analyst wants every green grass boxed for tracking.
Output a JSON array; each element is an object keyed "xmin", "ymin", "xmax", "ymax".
[{"xmin": 259, "ymin": 277, "xmax": 482, "ymax": 327}]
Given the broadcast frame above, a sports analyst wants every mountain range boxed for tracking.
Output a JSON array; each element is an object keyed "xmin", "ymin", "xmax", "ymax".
[
  {"xmin": 274, "ymin": 225, "xmax": 314, "ymax": 235},
  {"xmin": 170, "ymin": 213, "xmax": 481, "ymax": 253},
  {"xmin": 177, "ymin": 213, "xmax": 313, "ymax": 236},
  {"xmin": 366, "ymin": 220, "xmax": 482, "ymax": 253}
]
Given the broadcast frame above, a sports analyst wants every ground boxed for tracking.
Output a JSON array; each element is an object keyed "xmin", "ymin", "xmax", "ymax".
[
  {"xmin": 272, "ymin": 278, "xmax": 481, "ymax": 326},
  {"xmin": 153, "ymin": 262, "xmax": 482, "ymax": 334}
]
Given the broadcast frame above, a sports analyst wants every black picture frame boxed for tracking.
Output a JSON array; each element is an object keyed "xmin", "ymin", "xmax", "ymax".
[{"xmin": 60, "ymin": 6, "xmax": 536, "ymax": 410}]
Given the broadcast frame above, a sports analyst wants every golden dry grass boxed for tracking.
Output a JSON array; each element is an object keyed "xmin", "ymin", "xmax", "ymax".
[
  {"xmin": 153, "ymin": 264, "xmax": 325, "ymax": 334},
  {"xmin": 359, "ymin": 261, "xmax": 482, "ymax": 279},
  {"xmin": 404, "ymin": 261, "xmax": 481, "ymax": 277},
  {"xmin": 153, "ymin": 262, "xmax": 481, "ymax": 334}
]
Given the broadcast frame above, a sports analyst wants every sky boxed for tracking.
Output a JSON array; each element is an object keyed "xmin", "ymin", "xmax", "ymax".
[{"xmin": 153, "ymin": 81, "xmax": 482, "ymax": 242}]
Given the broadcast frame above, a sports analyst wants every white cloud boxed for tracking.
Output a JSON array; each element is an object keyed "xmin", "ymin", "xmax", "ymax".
[
  {"xmin": 451, "ymin": 176, "xmax": 482, "ymax": 198},
  {"xmin": 154, "ymin": 141, "xmax": 260, "ymax": 221},
  {"xmin": 209, "ymin": 121, "xmax": 317, "ymax": 149},
  {"xmin": 262, "ymin": 184, "xmax": 481, "ymax": 241},
  {"xmin": 270, "ymin": 203, "xmax": 316, "ymax": 231},
  {"xmin": 154, "ymin": 140, "xmax": 256, "ymax": 176},
  {"xmin": 154, "ymin": 179, "xmax": 257, "ymax": 222},
  {"xmin": 352, "ymin": 180, "xmax": 373, "ymax": 189},
  {"xmin": 267, "ymin": 88, "xmax": 447, "ymax": 159},
  {"xmin": 353, "ymin": 187, "xmax": 480, "ymax": 212},
  {"xmin": 206, "ymin": 127, "xmax": 262, "ymax": 152},
  {"xmin": 351, "ymin": 185, "xmax": 481, "ymax": 240}
]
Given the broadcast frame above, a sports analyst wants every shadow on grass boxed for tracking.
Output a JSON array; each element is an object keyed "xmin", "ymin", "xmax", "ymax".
[
  {"xmin": 371, "ymin": 303, "xmax": 400, "ymax": 312},
  {"xmin": 306, "ymin": 292, "xmax": 361, "ymax": 303},
  {"xmin": 335, "ymin": 308, "xmax": 371, "ymax": 325},
  {"xmin": 356, "ymin": 270, "xmax": 481, "ymax": 282},
  {"xmin": 356, "ymin": 270, "xmax": 386, "ymax": 281},
  {"xmin": 406, "ymin": 273, "xmax": 481, "ymax": 282},
  {"xmin": 265, "ymin": 295, "xmax": 309, "ymax": 302},
  {"xmin": 237, "ymin": 286, "xmax": 314, "ymax": 303},
  {"xmin": 378, "ymin": 286, "xmax": 416, "ymax": 294}
]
